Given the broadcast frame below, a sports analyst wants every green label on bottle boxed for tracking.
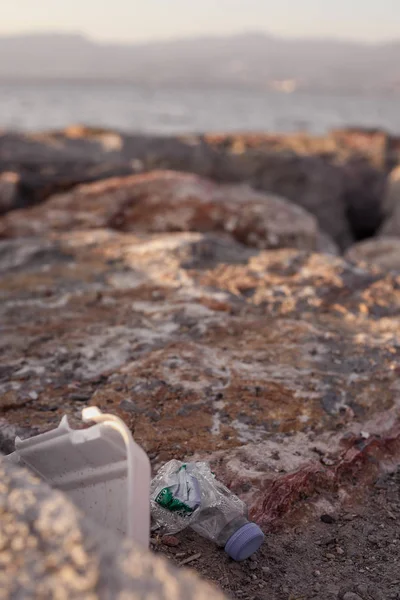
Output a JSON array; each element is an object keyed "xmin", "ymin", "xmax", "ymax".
[
  {"xmin": 154, "ymin": 464, "xmax": 201, "ymax": 516},
  {"xmin": 155, "ymin": 487, "xmax": 194, "ymax": 514}
]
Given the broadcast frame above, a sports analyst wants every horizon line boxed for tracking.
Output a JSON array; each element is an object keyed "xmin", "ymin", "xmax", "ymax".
[{"xmin": 1, "ymin": 29, "xmax": 399, "ymax": 47}]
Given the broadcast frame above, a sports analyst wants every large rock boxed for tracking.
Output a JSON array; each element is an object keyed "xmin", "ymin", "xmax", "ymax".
[
  {"xmin": 379, "ymin": 171, "xmax": 400, "ymax": 238},
  {"xmin": 345, "ymin": 237, "xmax": 400, "ymax": 272},
  {"xmin": 0, "ymin": 130, "xmax": 212, "ymax": 212},
  {"xmin": 0, "ymin": 131, "xmax": 141, "ymax": 211},
  {"xmin": 0, "ymin": 456, "xmax": 225, "ymax": 599},
  {"xmin": 0, "ymin": 170, "xmax": 321, "ymax": 252},
  {"xmin": 203, "ymin": 146, "xmax": 353, "ymax": 249},
  {"xmin": 2, "ymin": 129, "xmax": 400, "ymax": 596},
  {"xmin": 16, "ymin": 161, "xmax": 139, "ymax": 207},
  {"xmin": 204, "ymin": 129, "xmax": 391, "ymax": 246},
  {"xmin": 0, "ymin": 129, "xmax": 358, "ymax": 248},
  {"xmin": 0, "ymin": 129, "xmax": 130, "ymax": 171},
  {"xmin": 389, "ymin": 135, "xmax": 400, "ymax": 170},
  {"xmin": 316, "ymin": 230, "xmax": 339, "ymax": 255},
  {"xmin": 0, "ymin": 172, "xmax": 20, "ymax": 214},
  {"xmin": 1, "ymin": 228, "xmax": 400, "ymax": 533},
  {"xmin": 5, "ymin": 127, "xmax": 397, "ymax": 248},
  {"xmin": 329, "ymin": 127, "xmax": 390, "ymax": 169},
  {"xmin": 381, "ymin": 164, "xmax": 400, "ymax": 218}
]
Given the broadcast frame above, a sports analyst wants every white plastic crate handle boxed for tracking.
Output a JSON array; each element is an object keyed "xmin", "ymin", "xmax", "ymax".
[{"xmin": 82, "ymin": 407, "xmax": 149, "ymax": 542}]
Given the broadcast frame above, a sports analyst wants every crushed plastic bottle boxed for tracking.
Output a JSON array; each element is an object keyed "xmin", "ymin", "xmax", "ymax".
[{"xmin": 150, "ymin": 460, "xmax": 264, "ymax": 561}]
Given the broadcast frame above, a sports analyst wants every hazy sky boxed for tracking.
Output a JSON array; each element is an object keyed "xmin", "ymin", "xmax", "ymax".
[{"xmin": 2, "ymin": 0, "xmax": 400, "ymax": 43}]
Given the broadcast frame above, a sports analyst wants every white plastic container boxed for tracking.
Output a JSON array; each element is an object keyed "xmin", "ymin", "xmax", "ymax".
[{"xmin": 7, "ymin": 407, "xmax": 151, "ymax": 547}]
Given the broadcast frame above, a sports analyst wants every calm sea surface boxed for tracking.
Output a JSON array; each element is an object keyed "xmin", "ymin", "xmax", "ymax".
[{"xmin": 0, "ymin": 81, "xmax": 399, "ymax": 134}]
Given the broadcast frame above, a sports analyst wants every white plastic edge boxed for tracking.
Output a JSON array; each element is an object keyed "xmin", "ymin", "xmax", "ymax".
[{"xmin": 81, "ymin": 407, "xmax": 150, "ymax": 546}]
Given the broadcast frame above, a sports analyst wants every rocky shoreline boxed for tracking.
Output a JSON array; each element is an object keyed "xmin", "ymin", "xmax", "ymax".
[
  {"xmin": 1, "ymin": 126, "xmax": 400, "ymax": 244},
  {"xmin": 1, "ymin": 126, "xmax": 400, "ymax": 599}
]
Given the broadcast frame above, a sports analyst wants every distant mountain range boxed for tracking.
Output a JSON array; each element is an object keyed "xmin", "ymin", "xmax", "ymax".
[{"xmin": 1, "ymin": 32, "xmax": 400, "ymax": 93}]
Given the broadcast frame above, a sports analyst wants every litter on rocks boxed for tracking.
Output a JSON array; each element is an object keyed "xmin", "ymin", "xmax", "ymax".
[
  {"xmin": 151, "ymin": 459, "xmax": 264, "ymax": 561},
  {"xmin": 6, "ymin": 407, "xmax": 151, "ymax": 547},
  {"xmin": 6, "ymin": 410, "xmax": 264, "ymax": 561}
]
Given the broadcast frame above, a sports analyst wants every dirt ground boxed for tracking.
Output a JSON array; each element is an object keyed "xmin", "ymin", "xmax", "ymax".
[{"xmin": 154, "ymin": 468, "xmax": 400, "ymax": 600}]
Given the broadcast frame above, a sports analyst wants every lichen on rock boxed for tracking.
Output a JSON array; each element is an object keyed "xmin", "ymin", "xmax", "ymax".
[{"xmin": 1, "ymin": 134, "xmax": 400, "ymax": 597}]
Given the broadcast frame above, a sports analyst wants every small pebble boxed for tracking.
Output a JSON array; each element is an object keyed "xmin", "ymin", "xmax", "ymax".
[
  {"xmin": 178, "ymin": 552, "xmax": 202, "ymax": 566},
  {"xmin": 321, "ymin": 514, "xmax": 336, "ymax": 524},
  {"xmin": 336, "ymin": 546, "xmax": 345, "ymax": 555},
  {"xmin": 343, "ymin": 513, "xmax": 357, "ymax": 521},
  {"xmin": 313, "ymin": 570, "xmax": 321, "ymax": 577},
  {"xmin": 28, "ymin": 391, "xmax": 38, "ymax": 400},
  {"xmin": 249, "ymin": 562, "xmax": 258, "ymax": 570},
  {"xmin": 326, "ymin": 553, "xmax": 335, "ymax": 560},
  {"xmin": 261, "ymin": 566, "xmax": 271, "ymax": 576},
  {"xmin": 161, "ymin": 535, "xmax": 180, "ymax": 548},
  {"xmin": 355, "ymin": 585, "xmax": 369, "ymax": 597},
  {"xmin": 69, "ymin": 392, "xmax": 92, "ymax": 402},
  {"xmin": 150, "ymin": 536, "xmax": 158, "ymax": 544},
  {"xmin": 321, "ymin": 456, "xmax": 336, "ymax": 466}
]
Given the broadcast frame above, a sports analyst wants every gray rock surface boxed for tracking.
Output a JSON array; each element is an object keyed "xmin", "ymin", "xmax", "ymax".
[
  {"xmin": 345, "ymin": 236, "xmax": 400, "ymax": 272},
  {"xmin": 2, "ymin": 226, "xmax": 400, "ymax": 597},
  {"xmin": 315, "ymin": 230, "xmax": 340, "ymax": 256}
]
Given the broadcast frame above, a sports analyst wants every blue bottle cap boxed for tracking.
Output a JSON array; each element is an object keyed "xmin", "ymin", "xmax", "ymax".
[{"xmin": 224, "ymin": 522, "xmax": 265, "ymax": 561}]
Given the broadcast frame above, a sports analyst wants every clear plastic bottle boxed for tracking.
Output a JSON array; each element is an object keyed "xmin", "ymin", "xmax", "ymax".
[{"xmin": 150, "ymin": 460, "xmax": 264, "ymax": 561}]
